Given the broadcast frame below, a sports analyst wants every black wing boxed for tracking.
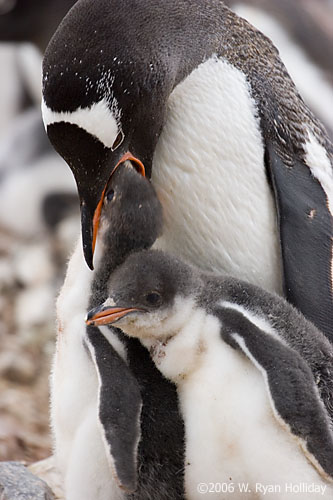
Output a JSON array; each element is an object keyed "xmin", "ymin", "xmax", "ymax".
[
  {"xmin": 217, "ymin": 306, "xmax": 333, "ymax": 481},
  {"xmin": 85, "ymin": 325, "xmax": 142, "ymax": 493},
  {"xmin": 265, "ymin": 141, "xmax": 333, "ymax": 342}
]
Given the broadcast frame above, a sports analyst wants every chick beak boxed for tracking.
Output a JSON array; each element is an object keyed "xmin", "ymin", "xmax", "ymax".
[{"xmin": 86, "ymin": 305, "xmax": 142, "ymax": 326}]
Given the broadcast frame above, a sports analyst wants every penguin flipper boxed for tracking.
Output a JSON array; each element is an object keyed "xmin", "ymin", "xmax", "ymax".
[
  {"xmin": 85, "ymin": 325, "xmax": 142, "ymax": 493},
  {"xmin": 265, "ymin": 141, "xmax": 333, "ymax": 342},
  {"xmin": 219, "ymin": 306, "xmax": 333, "ymax": 481}
]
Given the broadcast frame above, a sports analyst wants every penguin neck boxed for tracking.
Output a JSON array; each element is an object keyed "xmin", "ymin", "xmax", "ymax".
[
  {"xmin": 89, "ymin": 234, "xmax": 131, "ymax": 310},
  {"xmin": 137, "ymin": 299, "xmax": 218, "ymax": 384}
]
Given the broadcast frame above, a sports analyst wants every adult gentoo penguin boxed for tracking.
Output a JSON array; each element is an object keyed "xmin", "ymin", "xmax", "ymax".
[
  {"xmin": 42, "ymin": 1, "xmax": 333, "ymax": 337},
  {"xmin": 87, "ymin": 249, "xmax": 333, "ymax": 500},
  {"xmin": 53, "ymin": 162, "xmax": 184, "ymax": 500}
]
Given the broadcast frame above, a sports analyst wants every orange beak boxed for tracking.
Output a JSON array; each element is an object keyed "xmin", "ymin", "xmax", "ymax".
[
  {"xmin": 92, "ymin": 152, "xmax": 145, "ymax": 255},
  {"xmin": 86, "ymin": 306, "xmax": 142, "ymax": 326}
]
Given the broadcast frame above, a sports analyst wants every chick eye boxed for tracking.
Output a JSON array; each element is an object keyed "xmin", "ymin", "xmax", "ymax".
[
  {"xmin": 105, "ymin": 189, "xmax": 114, "ymax": 202},
  {"xmin": 145, "ymin": 292, "xmax": 162, "ymax": 307},
  {"xmin": 111, "ymin": 131, "xmax": 124, "ymax": 151}
]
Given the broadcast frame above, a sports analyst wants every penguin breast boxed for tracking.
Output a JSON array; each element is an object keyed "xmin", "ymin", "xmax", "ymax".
[{"xmin": 152, "ymin": 56, "xmax": 283, "ymax": 294}]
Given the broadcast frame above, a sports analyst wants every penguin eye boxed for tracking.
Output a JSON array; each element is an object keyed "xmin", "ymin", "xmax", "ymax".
[
  {"xmin": 144, "ymin": 292, "xmax": 162, "ymax": 307},
  {"xmin": 105, "ymin": 189, "xmax": 115, "ymax": 203},
  {"xmin": 111, "ymin": 131, "xmax": 124, "ymax": 151}
]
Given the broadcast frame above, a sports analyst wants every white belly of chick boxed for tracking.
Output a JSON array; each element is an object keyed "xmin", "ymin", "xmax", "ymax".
[
  {"xmin": 52, "ymin": 239, "xmax": 124, "ymax": 500},
  {"xmin": 152, "ymin": 56, "xmax": 282, "ymax": 294},
  {"xmin": 178, "ymin": 334, "xmax": 331, "ymax": 500}
]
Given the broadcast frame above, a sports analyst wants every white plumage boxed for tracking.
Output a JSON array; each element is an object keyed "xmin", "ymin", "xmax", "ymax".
[{"xmin": 51, "ymin": 240, "xmax": 125, "ymax": 500}]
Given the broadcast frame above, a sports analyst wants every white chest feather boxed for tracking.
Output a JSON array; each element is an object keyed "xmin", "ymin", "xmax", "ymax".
[
  {"xmin": 52, "ymin": 239, "xmax": 124, "ymax": 500},
  {"xmin": 168, "ymin": 316, "xmax": 331, "ymax": 499},
  {"xmin": 152, "ymin": 57, "xmax": 282, "ymax": 294}
]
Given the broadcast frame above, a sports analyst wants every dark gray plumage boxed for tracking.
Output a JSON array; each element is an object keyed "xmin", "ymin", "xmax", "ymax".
[{"xmin": 90, "ymin": 162, "xmax": 163, "ymax": 306}]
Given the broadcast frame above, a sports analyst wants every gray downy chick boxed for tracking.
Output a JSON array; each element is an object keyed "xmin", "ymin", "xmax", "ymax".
[{"xmin": 87, "ymin": 248, "xmax": 333, "ymax": 499}]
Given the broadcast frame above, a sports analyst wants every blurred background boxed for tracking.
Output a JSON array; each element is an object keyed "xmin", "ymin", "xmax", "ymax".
[{"xmin": 0, "ymin": 0, "xmax": 332, "ymax": 465}]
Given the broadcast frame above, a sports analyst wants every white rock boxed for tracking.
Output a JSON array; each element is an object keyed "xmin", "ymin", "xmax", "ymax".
[
  {"xmin": 0, "ymin": 153, "xmax": 76, "ymax": 237},
  {"xmin": 0, "ymin": 45, "xmax": 22, "ymax": 136},
  {"xmin": 29, "ymin": 456, "xmax": 65, "ymax": 500},
  {"xmin": 15, "ymin": 284, "xmax": 55, "ymax": 328},
  {"xmin": 14, "ymin": 243, "xmax": 54, "ymax": 287}
]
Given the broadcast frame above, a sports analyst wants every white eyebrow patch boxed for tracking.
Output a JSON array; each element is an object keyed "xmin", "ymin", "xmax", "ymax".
[{"xmin": 41, "ymin": 97, "xmax": 119, "ymax": 148}]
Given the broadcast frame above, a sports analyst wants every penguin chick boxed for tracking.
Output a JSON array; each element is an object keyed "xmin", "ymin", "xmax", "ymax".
[
  {"xmin": 90, "ymin": 161, "xmax": 163, "ymax": 305},
  {"xmin": 87, "ymin": 249, "xmax": 333, "ymax": 500},
  {"xmin": 99, "ymin": 161, "xmax": 162, "ymax": 266},
  {"xmin": 53, "ymin": 166, "xmax": 184, "ymax": 500}
]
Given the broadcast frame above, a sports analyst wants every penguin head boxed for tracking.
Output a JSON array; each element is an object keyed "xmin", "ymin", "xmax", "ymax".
[
  {"xmin": 98, "ymin": 161, "xmax": 163, "ymax": 259},
  {"xmin": 42, "ymin": 0, "xmax": 183, "ymax": 269},
  {"xmin": 86, "ymin": 249, "xmax": 200, "ymax": 340},
  {"xmin": 0, "ymin": 0, "xmax": 75, "ymax": 49}
]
